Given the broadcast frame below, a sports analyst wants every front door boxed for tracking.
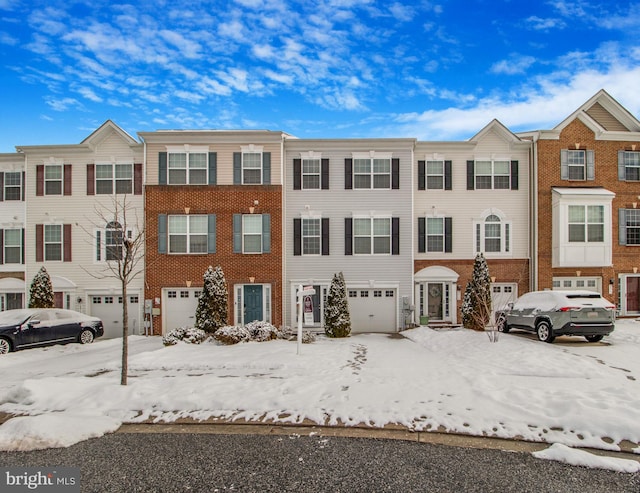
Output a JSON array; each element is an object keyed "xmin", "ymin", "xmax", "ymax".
[
  {"xmin": 626, "ymin": 277, "xmax": 640, "ymax": 313},
  {"xmin": 427, "ymin": 283, "xmax": 444, "ymax": 320},
  {"xmin": 244, "ymin": 285, "xmax": 263, "ymax": 323}
]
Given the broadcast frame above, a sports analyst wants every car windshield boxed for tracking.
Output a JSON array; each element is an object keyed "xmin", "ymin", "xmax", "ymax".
[{"xmin": 0, "ymin": 309, "xmax": 32, "ymax": 325}]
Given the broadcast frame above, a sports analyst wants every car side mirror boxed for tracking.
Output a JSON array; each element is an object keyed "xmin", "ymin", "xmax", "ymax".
[
  {"xmin": 28, "ymin": 319, "xmax": 40, "ymax": 326},
  {"xmin": 507, "ymin": 302, "xmax": 514, "ymax": 309}
]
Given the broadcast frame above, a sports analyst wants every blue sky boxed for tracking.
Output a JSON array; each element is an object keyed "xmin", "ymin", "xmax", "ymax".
[{"xmin": 1, "ymin": 0, "xmax": 640, "ymax": 152}]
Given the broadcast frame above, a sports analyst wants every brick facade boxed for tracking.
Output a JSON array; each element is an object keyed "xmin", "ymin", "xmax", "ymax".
[
  {"xmin": 145, "ymin": 185, "xmax": 283, "ymax": 334},
  {"xmin": 537, "ymin": 118, "xmax": 640, "ymax": 307}
]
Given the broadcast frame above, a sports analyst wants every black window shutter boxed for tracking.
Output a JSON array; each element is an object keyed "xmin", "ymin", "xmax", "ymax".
[
  {"xmin": 392, "ymin": 158, "xmax": 400, "ymax": 189},
  {"xmin": 0, "ymin": 173, "xmax": 3, "ymax": 201},
  {"xmin": 467, "ymin": 161, "xmax": 475, "ymax": 190},
  {"xmin": 418, "ymin": 161, "xmax": 425, "ymax": 190},
  {"xmin": 418, "ymin": 217, "xmax": 425, "ymax": 253},
  {"xmin": 293, "ymin": 218, "xmax": 301, "ymax": 256},
  {"xmin": 445, "ymin": 161, "xmax": 452, "ymax": 190},
  {"xmin": 208, "ymin": 152, "xmax": 217, "ymax": 185},
  {"xmin": 263, "ymin": 152, "xmax": 271, "ymax": 185},
  {"xmin": 293, "ymin": 159, "xmax": 301, "ymax": 190},
  {"xmin": 22, "ymin": 171, "xmax": 25, "ymax": 201},
  {"xmin": 159, "ymin": 152, "xmax": 167, "ymax": 185},
  {"xmin": 511, "ymin": 160, "xmax": 519, "ymax": 190},
  {"xmin": 321, "ymin": 158, "xmax": 330, "ymax": 189},
  {"xmin": 392, "ymin": 217, "xmax": 400, "ymax": 255},
  {"xmin": 344, "ymin": 218, "xmax": 352, "ymax": 255},
  {"xmin": 21, "ymin": 228, "xmax": 25, "ymax": 264},
  {"xmin": 322, "ymin": 217, "xmax": 330, "ymax": 255},
  {"xmin": 445, "ymin": 217, "xmax": 453, "ymax": 252},
  {"xmin": 345, "ymin": 159, "xmax": 353, "ymax": 189}
]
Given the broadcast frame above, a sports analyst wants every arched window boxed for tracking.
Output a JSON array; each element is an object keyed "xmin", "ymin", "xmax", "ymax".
[
  {"xmin": 105, "ymin": 221, "xmax": 123, "ymax": 261},
  {"xmin": 474, "ymin": 211, "xmax": 511, "ymax": 255},
  {"xmin": 484, "ymin": 215, "xmax": 501, "ymax": 252}
]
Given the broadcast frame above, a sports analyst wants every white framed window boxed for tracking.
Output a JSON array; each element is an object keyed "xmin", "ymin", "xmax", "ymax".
[
  {"xmin": 96, "ymin": 164, "xmax": 133, "ymax": 194},
  {"xmin": 302, "ymin": 218, "xmax": 321, "ymax": 255},
  {"xmin": 353, "ymin": 157, "xmax": 391, "ymax": 189},
  {"xmin": 427, "ymin": 217, "xmax": 444, "ymax": 252},
  {"xmin": 568, "ymin": 205, "xmax": 604, "ymax": 243},
  {"xmin": 243, "ymin": 215, "xmax": 263, "ymax": 253},
  {"xmin": 168, "ymin": 215, "xmax": 208, "ymax": 253},
  {"xmin": 4, "ymin": 172, "xmax": 22, "ymax": 200},
  {"xmin": 567, "ymin": 150, "xmax": 586, "ymax": 180},
  {"xmin": 242, "ymin": 152, "xmax": 262, "ymax": 184},
  {"xmin": 474, "ymin": 213, "xmax": 511, "ymax": 254},
  {"xmin": 168, "ymin": 152, "xmax": 207, "ymax": 185},
  {"xmin": 624, "ymin": 209, "xmax": 640, "ymax": 245},
  {"xmin": 44, "ymin": 165, "xmax": 62, "ymax": 195},
  {"xmin": 353, "ymin": 217, "xmax": 391, "ymax": 255},
  {"xmin": 426, "ymin": 160, "xmax": 444, "ymax": 190},
  {"xmin": 44, "ymin": 224, "xmax": 62, "ymax": 261},
  {"xmin": 96, "ymin": 222, "xmax": 133, "ymax": 261},
  {"xmin": 302, "ymin": 158, "xmax": 320, "ymax": 189},
  {"xmin": 475, "ymin": 160, "xmax": 510, "ymax": 189},
  {"xmin": 4, "ymin": 229, "xmax": 22, "ymax": 264},
  {"xmin": 621, "ymin": 151, "xmax": 640, "ymax": 181}
]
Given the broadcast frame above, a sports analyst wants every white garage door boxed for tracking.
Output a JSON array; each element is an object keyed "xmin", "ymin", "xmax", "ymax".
[
  {"xmin": 90, "ymin": 294, "xmax": 140, "ymax": 339},
  {"xmin": 347, "ymin": 288, "xmax": 397, "ymax": 333},
  {"xmin": 491, "ymin": 283, "xmax": 518, "ymax": 317},
  {"xmin": 163, "ymin": 288, "xmax": 201, "ymax": 334}
]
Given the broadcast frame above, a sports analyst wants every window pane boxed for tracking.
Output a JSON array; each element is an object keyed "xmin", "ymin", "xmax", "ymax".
[
  {"xmin": 587, "ymin": 205, "xmax": 603, "ymax": 223},
  {"xmin": 302, "ymin": 159, "xmax": 320, "ymax": 174},
  {"xmin": 5, "ymin": 229, "xmax": 20, "ymax": 246},
  {"xmin": 373, "ymin": 218, "xmax": 389, "ymax": 235},
  {"xmin": 45, "ymin": 166, "xmax": 62, "ymax": 180},
  {"xmin": 189, "ymin": 169, "xmax": 207, "ymax": 184},
  {"xmin": 169, "ymin": 235, "xmax": 187, "ymax": 253},
  {"xmin": 190, "ymin": 235, "xmax": 207, "ymax": 253},
  {"xmin": 568, "ymin": 166, "xmax": 585, "ymax": 180},
  {"xmin": 45, "ymin": 181, "xmax": 62, "ymax": 195},
  {"xmin": 303, "ymin": 237, "xmax": 320, "ymax": 254},
  {"xmin": 45, "ymin": 244, "xmax": 61, "ymax": 261},
  {"xmin": 588, "ymin": 224, "xmax": 604, "ymax": 242},
  {"xmin": 569, "ymin": 224, "xmax": 585, "ymax": 242},
  {"xmin": 373, "ymin": 237, "xmax": 390, "ymax": 254},
  {"xmin": 169, "ymin": 169, "xmax": 187, "ymax": 184},
  {"xmin": 373, "ymin": 174, "xmax": 390, "ymax": 189},
  {"xmin": 353, "ymin": 218, "xmax": 371, "ymax": 235},
  {"xmin": 243, "ymin": 169, "xmax": 261, "ymax": 184},
  {"xmin": 169, "ymin": 216, "xmax": 188, "ymax": 234},
  {"xmin": 353, "ymin": 159, "xmax": 370, "ymax": 174},
  {"xmin": 189, "ymin": 216, "xmax": 208, "ymax": 234},
  {"xmin": 303, "ymin": 176, "xmax": 320, "ymax": 189},
  {"xmin": 189, "ymin": 153, "xmax": 207, "ymax": 168},
  {"xmin": 426, "ymin": 161, "xmax": 443, "ymax": 175},
  {"xmin": 373, "ymin": 159, "xmax": 390, "ymax": 173},
  {"xmin": 243, "ymin": 215, "xmax": 262, "ymax": 234},
  {"xmin": 494, "ymin": 161, "xmax": 509, "ymax": 174},
  {"xmin": 476, "ymin": 176, "xmax": 492, "ymax": 189},
  {"xmin": 243, "ymin": 153, "xmax": 261, "ymax": 168},
  {"xmin": 485, "ymin": 238, "xmax": 501, "ymax": 252},
  {"xmin": 244, "ymin": 235, "xmax": 262, "ymax": 253},
  {"xmin": 96, "ymin": 180, "xmax": 113, "ymax": 194},
  {"xmin": 567, "ymin": 150, "xmax": 585, "ymax": 164},
  {"xmin": 568, "ymin": 206, "xmax": 585, "ymax": 223},
  {"xmin": 475, "ymin": 161, "xmax": 492, "ymax": 174},
  {"xmin": 45, "ymin": 225, "xmax": 61, "ymax": 242},
  {"xmin": 96, "ymin": 164, "xmax": 113, "ymax": 179},
  {"xmin": 303, "ymin": 219, "xmax": 320, "ymax": 236},
  {"xmin": 427, "ymin": 176, "xmax": 443, "ymax": 189},
  {"xmin": 354, "ymin": 237, "xmax": 370, "ymax": 254},
  {"xmin": 494, "ymin": 176, "xmax": 510, "ymax": 189},
  {"xmin": 5, "ymin": 246, "xmax": 20, "ymax": 263},
  {"xmin": 115, "ymin": 164, "xmax": 132, "ymax": 178},
  {"xmin": 427, "ymin": 218, "xmax": 443, "ymax": 234},
  {"xmin": 5, "ymin": 172, "xmax": 20, "ymax": 186},
  {"xmin": 353, "ymin": 175, "xmax": 371, "ymax": 188},
  {"xmin": 115, "ymin": 179, "xmax": 132, "ymax": 194},
  {"xmin": 168, "ymin": 154, "xmax": 186, "ymax": 168},
  {"xmin": 427, "ymin": 236, "xmax": 443, "ymax": 252}
]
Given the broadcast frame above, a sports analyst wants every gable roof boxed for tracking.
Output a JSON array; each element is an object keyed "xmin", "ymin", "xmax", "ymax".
[
  {"xmin": 554, "ymin": 89, "xmax": 640, "ymax": 135},
  {"xmin": 81, "ymin": 120, "xmax": 139, "ymax": 148},
  {"xmin": 469, "ymin": 119, "xmax": 526, "ymax": 144}
]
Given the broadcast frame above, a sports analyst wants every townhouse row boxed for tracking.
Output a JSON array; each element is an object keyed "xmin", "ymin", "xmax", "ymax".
[{"xmin": 1, "ymin": 89, "xmax": 639, "ymax": 337}]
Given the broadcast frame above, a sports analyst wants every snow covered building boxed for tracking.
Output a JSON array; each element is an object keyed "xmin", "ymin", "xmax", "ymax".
[
  {"xmin": 0, "ymin": 153, "xmax": 26, "ymax": 311},
  {"xmin": 414, "ymin": 120, "xmax": 532, "ymax": 325},
  {"xmin": 518, "ymin": 90, "xmax": 640, "ymax": 316},
  {"xmin": 15, "ymin": 121, "xmax": 145, "ymax": 338},
  {"xmin": 283, "ymin": 138, "xmax": 415, "ymax": 333},
  {"xmin": 139, "ymin": 130, "xmax": 286, "ymax": 335}
]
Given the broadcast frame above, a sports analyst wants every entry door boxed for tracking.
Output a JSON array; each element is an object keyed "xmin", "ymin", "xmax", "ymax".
[
  {"xmin": 427, "ymin": 283, "xmax": 444, "ymax": 320},
  {"xmin": 244, "ymin": 285, "xmax": 263, "ymax": 323},
  {"xmin": 627, "ymin": 277, "xmax": 640, "ymax": 313}
]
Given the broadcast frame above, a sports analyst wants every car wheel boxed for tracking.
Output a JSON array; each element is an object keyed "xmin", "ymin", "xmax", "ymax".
[
  {"xmin": 79, "ymin": 329, "xmax": 95, "ymax": 345},
  {"xmin": 585, "ymin": 335, "xmax": 604, "ymax": 343},
  {"xmin": 0, "ymin": 338, "xmax": 11, "ymax": 354},
  {"xmin": 497, "ymin": 314, "xmax": 510, "ymax": 333},
  {"xmin": 536, "ymin": 321, "xmax": 555, "ymax": 343}
]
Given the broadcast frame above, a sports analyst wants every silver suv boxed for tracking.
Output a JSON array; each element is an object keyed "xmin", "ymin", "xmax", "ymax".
[{"xmin": 496, "ymin": 290, "xmax": 615, "ymax": 343}]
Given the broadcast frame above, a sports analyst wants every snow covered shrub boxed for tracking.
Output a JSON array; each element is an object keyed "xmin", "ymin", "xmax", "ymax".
[
  {"xmin": 324, "ymin": 272, "xmax": 351, "ymax": 338},
  {"xmin": 245, "ymin": 320, "xmax": 279, "ymax": 342},
  {"xmin": 162, "ymin": 327, "xmax": 208, "ymax": 346},
  {"xmin": 29, "ymin": 266, "xmax": 55, "ymax": 309},
  {"xmin": 301, "ymin": 331, "xmax": 316, "ymax": 344},
  {"xmin": 462, "ymin": 253, "xmax": 492, "ymax": 331},
  {"xmin": 213, "ymin": 325, "xmax": 251, "ymax": 345},
  {"xmin": 277, "ymin": 327, "xmax": 316, "ymax": 343},
  {"xmin": 195, "ymin": 265, "xmax": 228, "ymax": 333}
]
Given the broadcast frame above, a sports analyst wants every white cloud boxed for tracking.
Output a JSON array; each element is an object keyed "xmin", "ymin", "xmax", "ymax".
[
  {"xmin": 491, "ymin": 55, "xmax": 536, "ymax": 75},
  {"xmin": 76, "ymin": 86, "xmax": 102, "ymax": 103},
  {"xmin": 525, "ymin": 15, "xmax": 566, "ymax": 30},
  {"xmin": 46, "ymin": 97, "xmax": 82, "ymax": 112},
  {"xmin": 388, "ymin": 2, "xmax": 415, "ymax": 22},
  {"xmin": 159, "ymin": 30, "xmax": 202, "ymax": 59},
  {"xmin": 263, "ymin": 69, "xmax": 293, "ymax": 85},
  {"xmin": 0, "ymin": 31, "xmax": 17, "ymax": 45}
]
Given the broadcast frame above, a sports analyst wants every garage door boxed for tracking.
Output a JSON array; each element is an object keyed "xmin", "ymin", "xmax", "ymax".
[
  {"xmin": 491, "ymin": 284, "xmax": 518, "ymax": 318},
  {"xmin": 163, "ymin": 288, "xmax": 201, "ymax": 334},
  {"xmin": 89, "ymin": 294, "xmax": 140, "ymax": 339},
  {"xmin": 347, "ymin": 288, "xmax": 397, "ymax": 333}
]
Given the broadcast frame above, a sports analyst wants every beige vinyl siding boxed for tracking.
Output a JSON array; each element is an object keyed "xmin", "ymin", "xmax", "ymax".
[
  {"xmin": 416, "ymin": 126, "xmax": 530, "ymax": 260},
  {"xmin": 22, "ymin": 127, "xmax": 144, "ymax": 316},
  {"xmin": 283, "ymin": 139, "xmax": 415, "ymax": 330}
]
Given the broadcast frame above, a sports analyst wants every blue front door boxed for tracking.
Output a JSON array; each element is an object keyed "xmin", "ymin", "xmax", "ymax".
[{"xmin": 244, "ymin": 285, "xmax": 263, "ymax": 323}]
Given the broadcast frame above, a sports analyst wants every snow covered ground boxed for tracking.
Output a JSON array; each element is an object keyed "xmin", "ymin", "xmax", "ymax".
[{"xmin": 0, "ymin": 320, "xmax": 639, "ymax": 473}]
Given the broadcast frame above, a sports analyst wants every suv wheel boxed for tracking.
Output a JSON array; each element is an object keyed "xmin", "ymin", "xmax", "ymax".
[
  {"xmin": 536, "ymin": 321, "xmax": 555, "ymax": 343},
  {"xmin": 497, "ymin": 313, "xmax": 510, "ymax": 333},
  {"xmin": 585, "ymin": 335, "xmax": 603, "ymax": 343},
  {"xmin": 0, "ymin": 338, "xmax": 11, "ymax": 354}
]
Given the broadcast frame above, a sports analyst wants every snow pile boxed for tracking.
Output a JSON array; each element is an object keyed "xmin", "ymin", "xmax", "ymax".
[{"xmin": 533, "ymin": 443, "xmax": 640, "ymax": 473}]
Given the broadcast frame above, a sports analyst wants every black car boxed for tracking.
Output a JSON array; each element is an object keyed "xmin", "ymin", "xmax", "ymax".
[{"xmin": 0, "ymin": 308, "xmax": 104, "ymax": 354}]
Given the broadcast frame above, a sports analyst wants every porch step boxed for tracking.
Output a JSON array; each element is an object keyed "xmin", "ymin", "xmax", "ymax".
[{"xmin": 426, "ymin": 322, "xmax": 463, "ymax": 331}]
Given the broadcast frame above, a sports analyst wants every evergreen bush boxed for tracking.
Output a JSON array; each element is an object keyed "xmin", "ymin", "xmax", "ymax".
[
  {"xmin": 324, "ymin": 272, "xmax": 351, "ymax": 338},
  {"xmin": 28, "ymin": 266, "xmax": 55, "ymax": 309},
  {"xmin": 195, "ymin": 265, "xmax": 228, "ymax": 333}
]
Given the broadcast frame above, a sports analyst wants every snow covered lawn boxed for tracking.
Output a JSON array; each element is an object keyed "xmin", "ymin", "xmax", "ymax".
[{"xmin": 0, "ymin": 321, "xmax": 639, "ymax": 466}]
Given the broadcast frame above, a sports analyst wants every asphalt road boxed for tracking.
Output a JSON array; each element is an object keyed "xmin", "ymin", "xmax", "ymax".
[{"xmin": 1, "ymin": 432, "xmax": 638, "ymax": 492}]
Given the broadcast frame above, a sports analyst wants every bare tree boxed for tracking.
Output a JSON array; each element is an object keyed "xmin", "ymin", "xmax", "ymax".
[{"xmin": 81, "ymin": 195, "xmax": 145, "ymax": 385}]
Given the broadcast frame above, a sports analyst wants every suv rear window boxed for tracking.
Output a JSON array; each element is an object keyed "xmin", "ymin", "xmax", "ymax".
[{"xmin": 566, "ymin": 294, "xmax": 601, "ymax": 299}]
